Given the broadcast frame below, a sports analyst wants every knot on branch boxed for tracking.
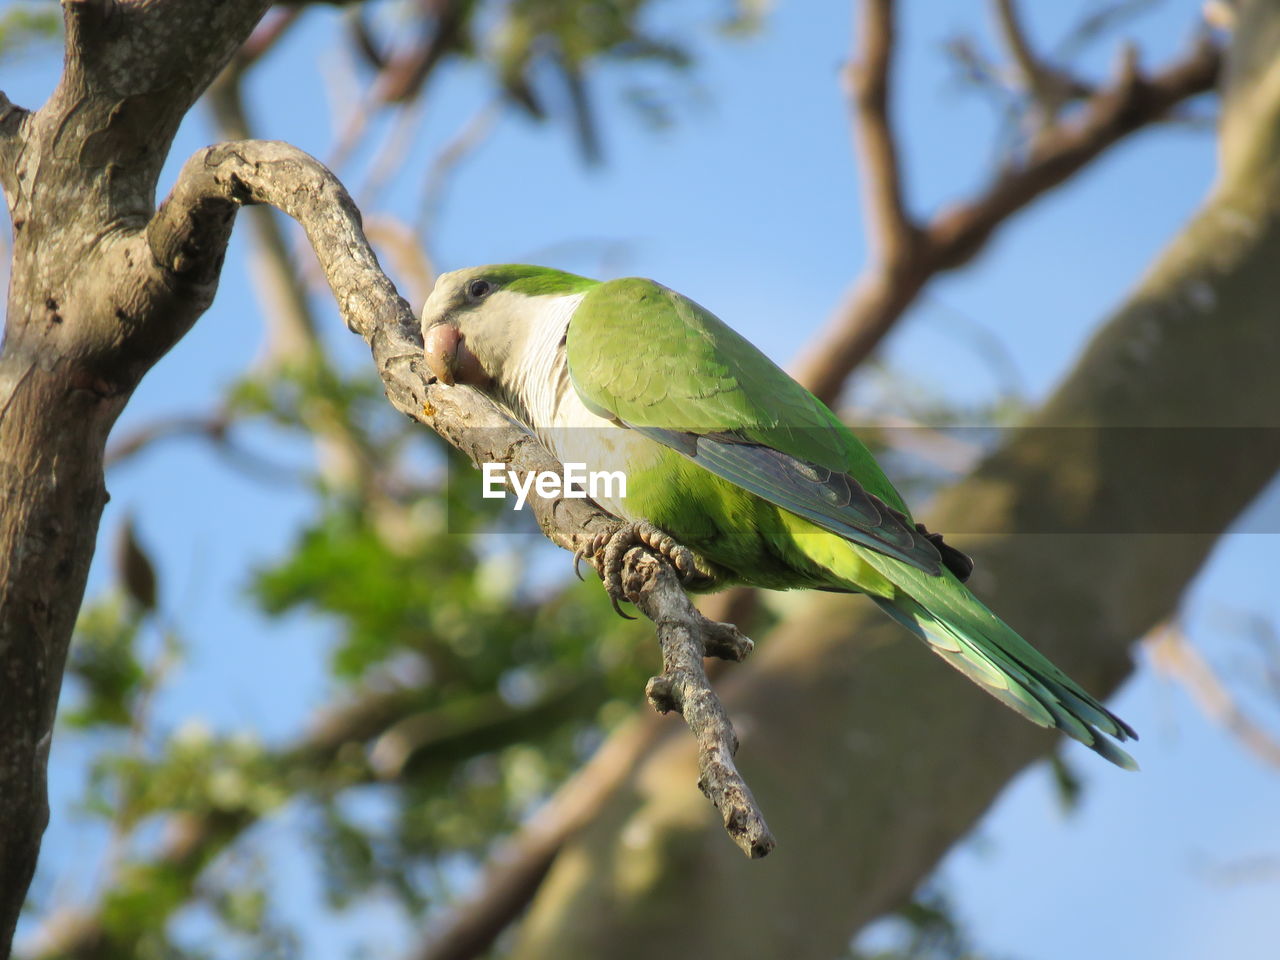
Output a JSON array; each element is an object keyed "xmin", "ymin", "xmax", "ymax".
[
  {"xmin": 607, "ymin": 546, "xmax": 773, "ymax": 857},
  {"xmin": 644, "ymin": 675, "xmax": 677, "ymax": 714}
]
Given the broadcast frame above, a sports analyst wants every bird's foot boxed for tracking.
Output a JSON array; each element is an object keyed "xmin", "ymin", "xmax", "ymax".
[{"xmin": 573, "ymin": 521, "xmax": 711, "ymax": 619}]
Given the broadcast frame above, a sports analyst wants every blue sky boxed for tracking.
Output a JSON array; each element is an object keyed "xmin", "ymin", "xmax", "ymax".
[{"xmin": 4, "ymin": 0, "xmax": 1279, "ymax": 957}]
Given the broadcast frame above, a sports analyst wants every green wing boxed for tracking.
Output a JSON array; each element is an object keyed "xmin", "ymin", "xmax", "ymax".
[
  {"xmin": 566, "ymin": 277, "xmax": 943, "ymax": 574},
  {"xmin": 566, "ymin": 277, "xmax": 1135, "ymax": 766}
]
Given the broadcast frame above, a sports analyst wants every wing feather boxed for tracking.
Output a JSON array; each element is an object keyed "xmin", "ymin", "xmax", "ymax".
[
  {"xmin": 635, "ymin": 426, "xmax": 942, "ymax": 574},
  {"xmin": 567, "ymin": 277, "xmax": 943, "ymax": 574}
]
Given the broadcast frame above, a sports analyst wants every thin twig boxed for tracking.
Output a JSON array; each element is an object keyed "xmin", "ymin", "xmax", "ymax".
[
  {"xmin": 845, "ymin": 0, "xmax": 919, "ymax": 267},
  {"xmin": 104, "ymin": 411, "xmax": 304, "ymax": 484},
  {"xmin": 207, "ymin": 71, "xmax": 321, "ymax": 360},
  {"xmin": 992, "ymin": 0, "xmax": 1046, "ymax": 93},
  {"xmin": 363, "ymin": 216, "xmax": 436, "ymax": 309},
  {"xmin": 372, "ymin": 0, "xmax": 470, "ymax": 104},
  {"xmin": 207, "ymin": 67, "xmax": 383, "ymax": 498},
  {"xmin": 236, "ymin": 6, "xmax": 302, "ymax": 69},
  {"xmin": 326, "ymin": 89, "xmax": 375, "ymax": 174},
  {"xmin": 408, "ymin": 714, "xmax": 666, "ymax": 960},
  {"xmin": 103, "ymin": 412, "xmax": 228, "ymax": 466},
  {"xmin": 792, "ymin": 24, "xmax": 1221, "ymax": 403},
  {"xmin": 358, "ymin": 104, "xmax": 423, "ymax": 209},
  {"xmin": 417, "ymin": 101, "xmax": 501, "ymax": 239},
  {"xmin": 626, "ymin": 553, "xmax": 770, "ymax": 857},
  {"xmin": 991, "ymin": 0, "xmax": 1092, "ymax": 130},
  {"xmin": 1147, "ymin": 622, "xmax": 1280, "ymax": 769}
]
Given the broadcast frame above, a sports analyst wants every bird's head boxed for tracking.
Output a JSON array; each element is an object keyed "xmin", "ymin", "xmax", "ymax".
[{"xmin": 421, "ymin": 264, "xmax": 594, "ymax": 389}]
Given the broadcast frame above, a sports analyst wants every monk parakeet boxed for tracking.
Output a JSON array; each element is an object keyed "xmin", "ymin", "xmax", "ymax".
[{"xmin": 422, "ymin": 265, "xmax": 1137, "ymax": 768}]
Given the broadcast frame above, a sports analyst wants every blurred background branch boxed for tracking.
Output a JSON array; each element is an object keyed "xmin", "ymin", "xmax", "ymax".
[
  {"xmin": 793, "ymin": 0, "xmax": 1220, "ymax": 405},
  {"xmin": 1147, "ymin": 621, "xmax": 1280, "ymax": 770}
]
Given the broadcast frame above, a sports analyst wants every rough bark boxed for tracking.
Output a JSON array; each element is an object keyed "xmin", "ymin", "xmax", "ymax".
[
  {"xmin": 0, "ymin": 2, "xmax": 272, "ymax": 950},
  {"xmin": 509, "ymin": 5, "xmax": 1280, "ymax": 958}
]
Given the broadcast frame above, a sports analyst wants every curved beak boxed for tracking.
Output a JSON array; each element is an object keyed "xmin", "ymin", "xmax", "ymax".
[
  {"xmin": 424, "ymin": 322, "xmax": 491, "ymax": 388},
  {"xmin": 425, "ymin": 322, "xmax": 462, "ymax": 385}
]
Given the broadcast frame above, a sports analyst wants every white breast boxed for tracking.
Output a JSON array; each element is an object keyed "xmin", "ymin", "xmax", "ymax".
[{"xmin": 506, "ymin": 292, "xmax": 659, "ymax": 519}]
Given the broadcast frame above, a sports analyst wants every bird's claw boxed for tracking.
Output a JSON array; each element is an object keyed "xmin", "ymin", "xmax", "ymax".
[{"xmin": 574, "ymin": 521, "xmax": 706, "ymax": 619}]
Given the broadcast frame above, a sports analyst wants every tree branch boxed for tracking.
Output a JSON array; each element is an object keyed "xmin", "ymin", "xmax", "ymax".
[
  {"xmin": 1146, "ymin": 623, "xmax": 1280, "ymax": 770},
  {"xmin": 373, "ymin": 0, "xmax": 471, "ymax": 104},
  {"xmin": 0, "ymin": 90, "xmax": 28, "ymax": 200},
  {"xmin": 990, "ymin": 0, "xmax": 1092, "ymax": 128},
  {"xmin": 25, "ymin": 671, "xmax": 607, "ymax": 959},
  {"xmin": 237, "ymin": 6, "xmax": 304, "ymax": 69},
  {"xmin": 104, "ymin": 409, "xmax": 304, "ymax": 483},
  {"xmin": 846, "ymin": 0, "xmax": 919, "ymax": 267},
  {"xmin": 794, "ymin": 28, "xmax": 1221, "ymax": 404},
  {"xmin": 408, "ymin": 711, "xmax": 667, "ymax": 960},
  {"xmin": 146, "ymin": 138, "xmax": 771, "ymax": 857},
  {"xmin": 207, "ymin": 71, "xmax": 324, "ymax": 360},
  {"xmin": 925, "ymin": 34, "xmax": 1220, "ymax": 270},
  {"xmin": 629, "ymin": 555, "xmax": 771, "ymax": 857},
  {"xmin": 143, "ymin": 139, "xmax": 612, "ymax": 550},
  {"xmin": 206, "ymin": 65, "xmax": 386, "ymax": 499}
]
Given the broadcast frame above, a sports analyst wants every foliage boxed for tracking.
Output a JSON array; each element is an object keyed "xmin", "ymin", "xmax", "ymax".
[
  {"xmin": 0, "ymin": 4, "xmax": 60, "ymax": 61},
  {"xmin": 64, "ymin": 594, "xmax": 149, "ymax": 731},
  {"xmin": 52, "ymin": 332, "xmax": 663, "ymax": 956},
  {"xmin": 348, "ymin": 0, "xmax": 767, "ymax": 159},
  {"xmin": 849, "ymin": 885, "xmax": 992, "ymax": 960}
]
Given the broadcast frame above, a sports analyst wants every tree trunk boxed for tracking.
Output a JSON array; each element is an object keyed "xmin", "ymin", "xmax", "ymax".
[
  {"xmin": 0, "ymin": 2, "xmax": 271, "ymax": 949},
  {"xmin": 511, "ymin": 4, "xmax": 1280, "ymax": 956}
]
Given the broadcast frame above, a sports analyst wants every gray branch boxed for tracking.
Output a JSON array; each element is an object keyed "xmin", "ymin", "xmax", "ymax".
[
  {"xmin": 629, "ymin": 555, "xmax": 771, "ymax": 858},
  {"xmin": 147, "ymin": 138, "xmax": 773, "ymax": 856}
]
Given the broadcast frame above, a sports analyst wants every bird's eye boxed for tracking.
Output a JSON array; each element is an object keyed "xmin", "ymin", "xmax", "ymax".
[{"xmin": 467, "ymin": 279, "xmax": 493, "ymax": 300}]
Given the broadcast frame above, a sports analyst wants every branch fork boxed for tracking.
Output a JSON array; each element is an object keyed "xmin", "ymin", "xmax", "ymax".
[{"xmin": 793, "ymin": 1, "xmax": 1222, "ymax": 404}]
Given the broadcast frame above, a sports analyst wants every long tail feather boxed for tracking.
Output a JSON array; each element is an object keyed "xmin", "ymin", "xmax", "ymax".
[{"xmin": 861, "ymin": 556, "xmax": 1138, "ymax": 770}]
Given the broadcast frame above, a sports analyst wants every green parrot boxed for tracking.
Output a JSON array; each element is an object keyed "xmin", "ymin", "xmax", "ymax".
[{"xmin": 422, "ymin": 264, "xmax": 1137, "ymax": 769}]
